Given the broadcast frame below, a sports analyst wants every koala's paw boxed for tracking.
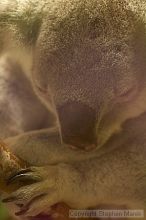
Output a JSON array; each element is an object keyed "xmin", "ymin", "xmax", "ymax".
[{"xmin": 2, "ymin": 165, "xmax": 66, "ymax": 217}]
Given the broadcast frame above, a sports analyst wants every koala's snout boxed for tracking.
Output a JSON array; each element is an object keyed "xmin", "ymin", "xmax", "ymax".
[{"xmin": 57, "ymin": 101, "xmax": 97, "ymax": 149}]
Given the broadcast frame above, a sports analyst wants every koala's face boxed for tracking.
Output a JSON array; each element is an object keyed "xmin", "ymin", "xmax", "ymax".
[{"xmin": 33, "ymin": 0, "xmax": 146, "ymax": 148}]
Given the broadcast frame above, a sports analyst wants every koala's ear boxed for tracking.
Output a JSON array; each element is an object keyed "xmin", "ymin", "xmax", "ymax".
[{"xmin": 0, "ymin": 1, "xmax": 44, "ymax": 46}]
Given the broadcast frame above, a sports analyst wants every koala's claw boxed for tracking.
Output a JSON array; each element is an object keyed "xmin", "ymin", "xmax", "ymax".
[
  {"xmin": 15, "ymin": 203, "xmax": 24, "ymax": 208},
  {"xmin": 15, "ymin": 208, "xmax": 29, "ymax": 216},
  {"xmin": 2, "ymin": 165, "xmax": 64, "ymax": 217},
  {"xmin": 7, "ymin": 168, "xmax": 41, "ymax": 185},
  {"xmin": 2, "ymin": 196, "xmax": 17, "ymax": 203},
  {"xmin": 14, "ymin": 193, "xmax": 47, "ymax": 216}
]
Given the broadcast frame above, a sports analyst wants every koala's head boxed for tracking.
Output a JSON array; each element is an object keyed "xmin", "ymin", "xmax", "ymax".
[{"xmin": 33, "ymin": 0, "xmax": 146, "ymax": 149}]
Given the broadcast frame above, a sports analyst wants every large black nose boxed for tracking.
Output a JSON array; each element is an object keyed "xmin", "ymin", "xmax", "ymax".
[{"xmin": 57, "ymin": 102, "xmax": 97, "ymax": 149}]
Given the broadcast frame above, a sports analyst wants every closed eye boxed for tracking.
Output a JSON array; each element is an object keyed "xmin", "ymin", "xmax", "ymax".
[{"xmin": 116, "ymin": 85, "xmax": 138, "ymax": 102}]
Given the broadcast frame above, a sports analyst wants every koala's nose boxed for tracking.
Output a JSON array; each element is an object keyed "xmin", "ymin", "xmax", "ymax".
[{"xmin": 57, "ymin": 102, "xmax": 97, "ymax": 149}]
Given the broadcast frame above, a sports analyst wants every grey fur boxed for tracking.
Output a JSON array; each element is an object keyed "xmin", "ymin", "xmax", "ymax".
[{"xmin": 0, "ymin": 0, "xmax": 146, "ymax": 219}]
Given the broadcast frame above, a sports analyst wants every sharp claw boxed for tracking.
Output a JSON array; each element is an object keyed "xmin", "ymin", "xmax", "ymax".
[
  {"xmin": 2, "ymin": 196, "xmax": 16, "ymax": 203},
  {"xmin": 15, "ymin": 207, "xmax": 29, "ymax": 216},
  {"xmin": 16, "ymin": 203, "xmax": 24, "ymax": 208},
  {"xmin": 7, "ymin": 168, "xmax": 39, "ymax": 185},
  {"xmin": 7, "ymin": 174, "xmax": 30, "ymax": 185},
  {"xmin": 7, "ymin": 168, "xmax": 32, "ymax": 185}
]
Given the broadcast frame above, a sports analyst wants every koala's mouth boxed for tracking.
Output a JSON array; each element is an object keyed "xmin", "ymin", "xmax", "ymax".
[{"xmin": 57, "ymin": 101, "xmax": 97, "ymax": 150}]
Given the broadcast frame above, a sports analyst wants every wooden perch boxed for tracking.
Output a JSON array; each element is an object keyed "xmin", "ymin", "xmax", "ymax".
[{"xmin": 0, "ymin": 139, "xmax": 26, "ymax": 193}]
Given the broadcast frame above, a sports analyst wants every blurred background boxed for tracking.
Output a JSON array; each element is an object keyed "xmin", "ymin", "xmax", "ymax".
[{"xmin": 0, "ymin": 202, "xmax": 11, "ymax": 220}]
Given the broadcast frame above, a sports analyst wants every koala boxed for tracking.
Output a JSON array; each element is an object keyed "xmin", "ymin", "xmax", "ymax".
[{"xmin": 0, "ymin": 0, "xmax": 146, "ymax": 219}]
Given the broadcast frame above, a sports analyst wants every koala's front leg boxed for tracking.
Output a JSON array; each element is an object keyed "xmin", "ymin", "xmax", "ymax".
[
  {"xmin": 4, "ymin": 127, "xmax": 94, "ymax": 166},
  {"xmin": 2, "ymin": 142, "xmax": 146, "ymax": 217}
]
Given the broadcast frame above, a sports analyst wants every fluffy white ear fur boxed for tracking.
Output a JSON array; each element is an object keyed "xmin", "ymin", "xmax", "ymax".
[
  {"xmin": 0, "ymin": 0, "xmax": 45, "ymax": 46},
  {"xmin": 0, "ymin": 0, "xmax": 45, "ymax": 81}
]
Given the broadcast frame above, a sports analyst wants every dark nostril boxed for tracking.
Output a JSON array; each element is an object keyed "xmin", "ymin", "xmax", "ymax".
[
  {"xmin": 58, "ymin": 101, "xmax": 95, "ymax": 128},
  {"xmin": 57, "ymin": 101, "xmax": 97, "ymax": 148}
]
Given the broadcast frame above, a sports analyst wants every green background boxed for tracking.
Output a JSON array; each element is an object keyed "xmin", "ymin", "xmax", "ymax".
[{"xmin": 0, "ymin": 203, "xmax": 11, "ymax": 220}]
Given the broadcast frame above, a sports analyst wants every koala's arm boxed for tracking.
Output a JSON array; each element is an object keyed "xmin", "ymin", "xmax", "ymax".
[
  {"xmin": 5, "ymin": 128, "xmax": 97, "ymax": 166},
  {"xmin": 3, "ymin": 144, "xmax": 145, "ymax": 217},
  {"xmin": 3, "ymin": 129, "xmax": 145, "ymax": 217}
]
